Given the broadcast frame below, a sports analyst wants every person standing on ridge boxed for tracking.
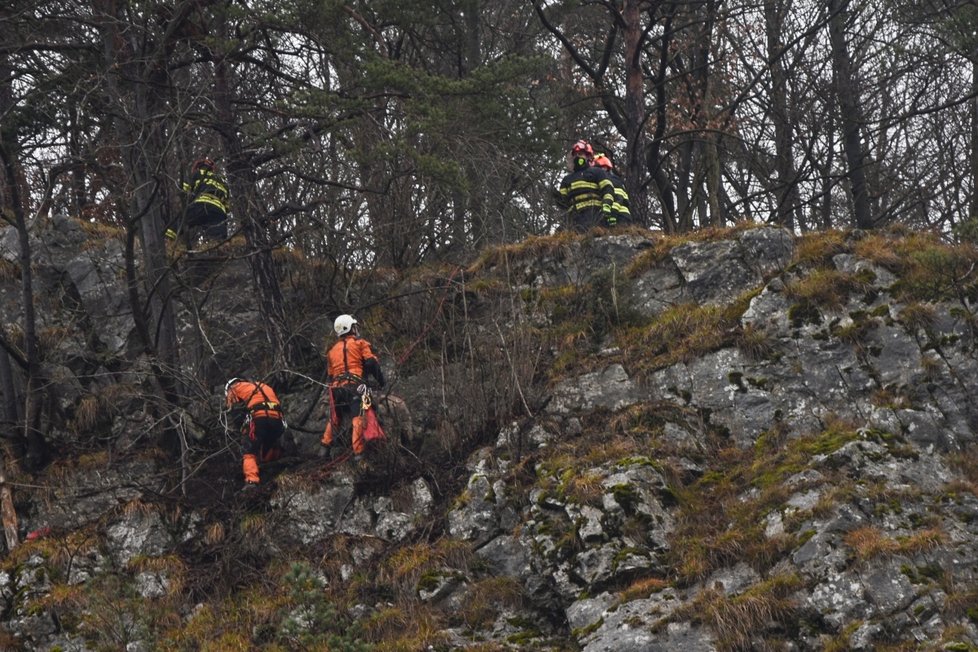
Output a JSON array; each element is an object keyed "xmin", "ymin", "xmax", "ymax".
[
  {"xmin": 556, "ymin": 140, "xmax": 615, "ymax": 231},
  {"xmin": 225, "ymin": 378, "xmax": 286, "ymax": 489},
  {"xmin": 592, "ymin": 153, "xmax": 631, "ymax": 226},
  {"xmin": 321, "ymin": 314, "xmax": 385, "ymax": 461},
  {"xmin": 166, "ymin": 157, "xmax": 230, "ymax": 247}
]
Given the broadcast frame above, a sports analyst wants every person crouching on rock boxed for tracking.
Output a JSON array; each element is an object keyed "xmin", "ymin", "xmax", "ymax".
[{"xmin": 225, "ymin": 377, "xmax": 286, "ymax": 490}]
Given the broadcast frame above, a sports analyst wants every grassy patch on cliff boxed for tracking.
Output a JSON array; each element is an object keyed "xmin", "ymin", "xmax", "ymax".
[
  {"xmin": 617, "ymin": 287, "xmax": 763, "ymax": 374},
  {"xmin": 668, "ymin": 420, "xmax": 862, "ymax": 584}
]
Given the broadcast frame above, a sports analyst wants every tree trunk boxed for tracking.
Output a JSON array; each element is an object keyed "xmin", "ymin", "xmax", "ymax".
[
  {"xmin": 647, "ymin": 5, "xmax": 678, "ymax": 232},
  {"xmin": 765, "ymin": 0, "xmax": 801, "ymax": 229},
  {"xmin": 95, "ymin": 0, "xmax": 184, "ymax": 453},
  {"xmin": 623, "ymin": 0, "xmax": 649, "ymax": 227},
  {"xmin": 971, "ymin": 59, "xmax": 978, "ymax": 222},
  {"xmin": 827, "ymin": 0, "xmax": 873, "ymax": 229}
]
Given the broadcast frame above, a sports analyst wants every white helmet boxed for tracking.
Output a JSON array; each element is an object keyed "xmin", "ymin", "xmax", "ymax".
[
  {"xmin": 334, "ymin": 314, "xmax": 357, "ymax": 337},
  {"xmin": 224, "ymin": 377, "xmax": 242, "ymax": 394}
]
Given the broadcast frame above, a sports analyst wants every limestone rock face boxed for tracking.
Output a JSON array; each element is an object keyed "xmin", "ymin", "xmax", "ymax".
[{"xmin": 4, "ymin": 224, "xmax": 978, "ymax": 651}]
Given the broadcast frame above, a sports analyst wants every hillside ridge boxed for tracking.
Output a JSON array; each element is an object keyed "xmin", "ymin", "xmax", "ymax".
[{"xmin": 1, "ymin": 220, "xmax": 977, "ymax": 650}]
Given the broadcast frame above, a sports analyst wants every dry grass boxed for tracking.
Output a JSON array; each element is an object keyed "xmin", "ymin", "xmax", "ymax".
[
  {"xmin": 121, "ymin": 498, "xmax": 157, "ymax": 519},
  {"xmin": 620, "ymin": 576, "xmax": 671, "ymax": 602},
  {"xmin": 77, "ymin": 218, "xmax": 125, "ymax": 241},
  {"xmin": 681, "ymin": 573, "xmax": 802, "ymax": 650},
  {"xmin": 270, "ymin": 245, "xmax": 306, "ymax": 266},
  {"xmin": 900, "ymin": 527, "xmax": 948, "ymax": 555},
  {"xmin": 624, "ymin": 223, "xmax": 761, "ymax": 277},
  {"xmin": 38, "ymin": 325, "xmax": 73, "ymax": 351},
  {"xmin": 852, "ymin": 232, "xmax": 906, "ymax": 270},
  {"xmin": 377, "ymin": 538, "xmax": 474, "ymax": 601},
  {"xmin": 562, "ymin": 470, "xmax": 605, "ymax": 506},
  {"xmin": 38, "ymin": 582, "xmax": 85, "ymax": 609},
  {"xmin": 275, "ymin": 469, "xmax": 325, "ymax": 494},
  {"xmin": 99, "ymin": 382, "xmax": 141, "ymax": 405},
  {"xmin": 736, "ymin": 322, "xmax": 774, "ymax": 361},
  {"xmin": 467, "ymin": 231, "xmax": 581, "ymax": 274},
  {"xmin": 784, "ymin": 268, "xmax": 872, "ymax": 312},
  {"xmin": 161, "ymin": 600, "xmax": 259, "ymax": 652},
  {"xmin": 0, "ymin": 259, "xmax": 19, "ymax": 281},
  {"xmin": 844, "ymin": 526, "xmax": 900, "ymax": 562},
  {"xmin": 9, "ymin": 528, "xmax": 102, "ymax": 577},
  {"xmin": 670, "ymin": 423, "xmax": 861, "ymax": 584},
  {"xmin": 127, "ymin": 554, "xmax": 188, "ymax": 596},
  {"xmin": 204, "ymin": 522, "xmax": 226, "ymax": 545},
  {"xmin": 793, "ymin": 230, "xmax": 848, "ymax": 267},
  {"xmin": 455, "ymin": 576, "xmax": 524, "ymax": 629},
  {"xmin": 942, "ymin": 479, "xmax": 978, "ymax": 500},
  {"xmin": 240, "ymin": 513, "xmax": 269, "ymax": 537},
  {"xmin": 624, "ymin": 234, "xmax": 690, "ymax": 277},
  {"xmin": 947, "ymin": 445, "xmax": 978, "ymax": 486},
  {"xmin": 897, "ymin": 302, "xmax": 937, "ymax": 333},
  {"xmin": 920, "ymin": 353, "xmax": 944, "ymax": 380},
  {"xmin": 71, "ymin": 394, "xmax": 101, "ymax": 433},
  {"xmin": 362, "ymin": 602, "xmax": 447, "ymax": 651},
  {"xmin": 628, "ymin": 288, "xmax": 760, "ymax": 373},
  {"xmin": 623, "ymin": 303, "xmax": 729, "ymax": 372},
  {"xmin": 844, "ymin": 526, "xmax": 946, "ymax": 563},
  {"xmin": 943, "ymin": 586, "xmax": 978, "ymax": 620},
  {"xmin": 891, "ymin": 234, "xmax": 978, "ymax": 302},
  {"xmin": 869, "ymin": 387, "xmax": 911, "ymax": 410}
]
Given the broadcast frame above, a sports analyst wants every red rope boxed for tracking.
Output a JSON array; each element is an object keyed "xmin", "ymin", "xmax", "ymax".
[
  {"xmin": 316, "ymin": 449, "xmax": 352, "ymax": 479},
  {"xmin": 396, "ymin": 267, "xmax": 462, "ymax": 367}
]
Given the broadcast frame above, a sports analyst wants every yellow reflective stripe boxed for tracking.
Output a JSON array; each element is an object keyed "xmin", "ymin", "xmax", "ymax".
[
  {"xmin": 569, "ymin": 180, "xmax": 601, "ymax": 191},
  {"xmin": 203, "ymin": 179, "xmax": 228, "ymax": 195},
  {"xmin": 568, "ymin": 199, "xmax": 605, "ymax": 211},
  {"xmin": 194, "ymin": 194, "xmax": 227, "ymax": 211}
]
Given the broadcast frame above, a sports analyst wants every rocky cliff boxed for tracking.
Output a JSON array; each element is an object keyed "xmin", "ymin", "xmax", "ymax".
[{"xmin": 1, "ymin": 220, "xmax": 977, "ymax": 651}]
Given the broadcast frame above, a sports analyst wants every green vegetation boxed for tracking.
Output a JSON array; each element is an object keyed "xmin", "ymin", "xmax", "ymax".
[
  {"xmin": 618, "ymin": 287, "xmax": 762, "ymax": 374},
  {"xmin": 667, "ymin": 421, "xmax": 867, "ymax": 584}
]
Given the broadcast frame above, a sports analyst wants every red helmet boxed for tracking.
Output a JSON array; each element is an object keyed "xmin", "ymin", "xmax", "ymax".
[
  {"xmin": 593, "ymin": 154, "xmax": 613, "ymax": 171},
  {"xmin": 192, "ymin": 157, "xmax": 215, "ymax": 172},
  {"xmin": 571, "ymin": 140, "xmax": 593, "ymax": 157}
]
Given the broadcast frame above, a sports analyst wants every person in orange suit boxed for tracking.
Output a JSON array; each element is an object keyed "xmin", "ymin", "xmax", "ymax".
[
  {"xmin": 321, "ymin": 315, "xmax": 385, "ymax": 460},
  {"xmin": 225, "ymin": 378, "xmax": 286, "ymax": 489}
]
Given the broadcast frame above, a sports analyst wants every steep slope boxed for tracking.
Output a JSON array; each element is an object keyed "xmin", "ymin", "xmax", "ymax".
[{"xmin": 1, "ymin": 221, "xmax": 977, "ymax": 651}]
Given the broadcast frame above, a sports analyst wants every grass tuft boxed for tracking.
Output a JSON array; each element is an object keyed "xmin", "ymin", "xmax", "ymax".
[{"xmin": 681, "ymin": 573, "xmax": 802, "ymax": 650}]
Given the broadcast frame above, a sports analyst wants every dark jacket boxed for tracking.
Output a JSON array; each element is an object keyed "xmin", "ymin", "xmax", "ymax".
[
  {"xmin": 605, "ymin": 169, "xmax": 631, "ymax": 224},
  {"xmin": 182, "ymin": 168, "xmax": 230, "ymax": 214},
  {"xmin": 557, "ymin": 161, "xmax": 615, "ymax": 230}
]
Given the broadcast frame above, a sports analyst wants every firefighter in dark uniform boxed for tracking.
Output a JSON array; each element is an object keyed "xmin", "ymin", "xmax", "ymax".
[
  {"xmin": 593, "ymin": 153, "xmax": 631, "ymax": 226},
  {"xmin": 556, "ymin": 140, "xmax": 615, "ymax": 231},
  {"xmin": 167, "ymin": 157, "xmax": 229, "ymax": 247}
]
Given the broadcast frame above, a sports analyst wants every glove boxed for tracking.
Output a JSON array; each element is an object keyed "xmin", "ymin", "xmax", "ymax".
[
  {"xmin": 165, "ymin": 228, "xmax": 178, "ymax": 240},
  {"xmin": 606, "ymin": 216, "xmax": 617, "ymax": 226}
]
